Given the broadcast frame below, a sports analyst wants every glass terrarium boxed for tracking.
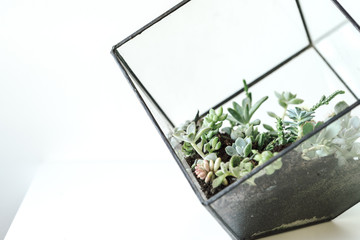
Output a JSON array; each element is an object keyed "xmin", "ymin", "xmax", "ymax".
[{"xmin": 112, "ymin": 0, "xmax": 360, "ymax": 239}]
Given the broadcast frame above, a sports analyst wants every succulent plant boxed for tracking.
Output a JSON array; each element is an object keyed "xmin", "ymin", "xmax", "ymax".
[
  {"xmin": 225, "ymin": 137, "xmax": 253, "ymax": 158},
  {"xmin": 268, "ymin": 91, "xmax": 304, "ymax": 119},
  {"xmin": 253, "ymin": 151, "xmax": 282, "ymax": 175},
  {"xmin": 194, "ymin": 157, "xmax": 222, "ymax": 183},
  {"xmin": 276, "ymin": 117, "xmax": 286, "ymax": 145},
  {"xmin": 202, "ymin": 107, "xmax": 227, "ymax": 139},
  {"xmin": 227, "ymin": 120, "xmax": 261, "ymax": 140},
  {"xmin": 301, "ymin": 101, "xmax": 360, "ymax": 164},
  {"xmin": 254, "ymin": 132, "xmax": 272, "ymax": 149},
  {"xmin": 228, "ymin": 80, "xmax": 268, "ymax": 126},
  {"xmin": 172, "ymin": 85, "xmax": 349, "ymax": 193},
  {"xmin": 170, "ymin": 120, "xmax": 191, "ymax": 148},
  {"xmin": 203, "ymin": 136, "xmax": 221, "ymax": 153},
  {"xmin": 285, "ymin": 107, "xmax": 315, "ymax": 141},
  {"xmin": 230, "ymin": 156, "xmax": 255, "ymax": 178},
  {"xmin": 265, "ymin": 117, "xmax": 290, "ymax": 151},
  {"xmin": 182, "ymin": 142, "xmax": 195, "ymax": 156},
  {"xmin": 212, "ymin": 155, "xmax": 256, "ymax": 188},
  {"xmin": 173, "ymin": 121, "xmax": 211, "ymax": 159}
]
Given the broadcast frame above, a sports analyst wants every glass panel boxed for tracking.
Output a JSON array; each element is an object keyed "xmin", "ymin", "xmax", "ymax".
[
  {"xmin": 118, "ymin": 0, "xmax": 308, "ymax": 126},
  {"xmin": 210, "ymin": 104, "xmax": 360, "ymax": 239},
  {"xmin": 338, "ymin": 0, "xmax": 360, "ymax": 23},
  {"xmin": 220, "ymin": 48, "xmax": 357, "ymax": 130},
  {"xmin": 299, "ymin": 0, "xmax": 347, "ymax": 42},
  {"xmin": 300, "ymin": 0, "xmax": 360, "ymax": 98}
]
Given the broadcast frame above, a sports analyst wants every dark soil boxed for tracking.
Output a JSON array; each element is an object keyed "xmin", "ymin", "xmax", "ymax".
[{"xmin": 185, "ymin": 133, "xmax": 293, "ymax": 199}]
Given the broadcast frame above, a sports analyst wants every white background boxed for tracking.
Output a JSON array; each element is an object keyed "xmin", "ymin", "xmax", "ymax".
[{"xmin": 0, "ymin": 0, "xmax": 359, "ymax": 240}]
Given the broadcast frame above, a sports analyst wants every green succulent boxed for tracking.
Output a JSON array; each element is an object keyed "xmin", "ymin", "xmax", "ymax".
[
  {"xmin": 213, "ymin": 150, "xmax": 282, "ymax": 188},
  {"xmin": 204, "ymin": 136, "xmax": 221, "ymax": 153},
  {"xmin": 268, "ymin": 91, "xmax": 304, "ymax": 119},
  {"xmin": 212, "ymin": 162, "xmax": 231, "ymax": 188},
  {"xmin": 285, "ymin": 107, "xmax": 315, "ymax": 141},
  {"xmin": 172, "ymin": 84, "xmax": 349, "ymax": 192},
  {"xmin": 173, "ymin": 121, "xmax": 211, "ymax": 159},
  {"xmin": 225, "ymin": 137, "xmax": 253, "ymax": 158},
  {"xmin": 227, "ymin": 120, "xmax": 260, "ymax": 140},
  {"xmin": 194, "ymin": 157, "xmax": 222, "ymax": 183},
  {"xmin": 301, "ymin": 101, "xmax": 360, "ymax": 164},
  {"xmin": 181, "ymin": 142, "xmax": 195, "ymax": 156},
  {"xmin": 254, "ymin": 132, "xmax": 272, "ymax": 149},
  {"xmin": 265, "ymin": 117, "xmax": 291, "ymax": 151},
  {"xmin": 228, "ymin": 80, "xmax": 268, "ymax": 126},
  {"xmin": 212, "ymin": 155, "xmax": 255, "ymax": 188},
  {"xmin": 253, "ymin": 151, "xmax": 282, "ymax": 175},
  {"xmin": 202, "ymin": 107, "xmax": 227, "ymax": 140}
]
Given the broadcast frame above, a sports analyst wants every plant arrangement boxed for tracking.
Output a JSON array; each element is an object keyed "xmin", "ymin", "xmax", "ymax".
[{"xmin": 171, "ymin": 80, "xmax": 359, "ymax": 198}]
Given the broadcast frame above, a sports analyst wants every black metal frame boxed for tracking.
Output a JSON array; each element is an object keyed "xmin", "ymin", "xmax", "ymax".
[{"xmin": 112, "ymin": 0, "xmax": 360, "ymax": 238}]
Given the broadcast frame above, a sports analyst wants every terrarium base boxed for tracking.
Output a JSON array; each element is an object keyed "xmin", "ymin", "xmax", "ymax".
[{"xmin": 209, "ymin": 151, "xmax": 360, "ymax": 240}]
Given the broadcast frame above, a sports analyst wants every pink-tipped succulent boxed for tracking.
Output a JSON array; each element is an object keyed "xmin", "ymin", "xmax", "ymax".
[{"xmin": 194, "ymin": 158, "xmax": 221, "ymax": 183}]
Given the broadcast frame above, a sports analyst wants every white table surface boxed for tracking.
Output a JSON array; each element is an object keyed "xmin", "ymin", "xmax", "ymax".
[{"xmin": 5, "ymin": 161, "xmax": 360, "ymax": 240}]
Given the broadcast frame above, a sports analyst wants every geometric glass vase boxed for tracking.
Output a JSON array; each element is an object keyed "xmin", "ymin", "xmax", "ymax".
[{"xmin": 112, "ymin": 0, "xmax": 360, "ymax": 239}]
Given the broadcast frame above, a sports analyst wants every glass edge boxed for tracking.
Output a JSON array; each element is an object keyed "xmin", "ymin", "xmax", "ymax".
[
  {"xmin": 111, "ymin": 0, "xmax": 191, "ymax": 51},
  {"xmin": 111, "ymin": 48, "xmax": 208, "ymax": 204},
  {"xmin": 331, "ymin": 0, "xmax": 360, "ymax": 34}
]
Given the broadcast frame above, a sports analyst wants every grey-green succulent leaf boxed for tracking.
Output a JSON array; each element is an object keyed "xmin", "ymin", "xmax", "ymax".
[
  {"xmin": 334, "ymin": 101, "xmax": 348, "ymax": 114},
  {"xmin": 229, "ymin": 156, "xmax": 254, "ymax": 178},
  {"xmin": 225, "ymin": 145, "xmax": 237, "ymax": 156},
  {"xmin": 228, "ymin": 80, "xmax": 268, "ymax": 125},
  {"xmin": 172, "ymin": 131, "xmax": 193, "ymax": 143},
  {"xmin": 204, "ymin": 137, "xmax": 221, "ymax": 153},
  {"xmin": 250, "ymin": 119, "xmax": 261, "ymax": 126},
  {"xmin": 302, "ymin": 122, "xmax": 314, "ymax": 136},
  {"xmin": 228, "ymin": 108, "xmax": 244, "ymax": 124},
  {"xmin": 222, "ymin": 127, "xmax": 232, "ymax": 135},
  {"xmin": 267, "ymin": 111, "xmax": 279, "ymax": 119},
  {"xmin": 212, "ymin": 174, "xmax": 227, "ymax": 188},
  {"xmin": 254, "ymin": 151, "xmax": 282, "ymax": 175},
  {"xmin": 263, "ymin": 124, "xmax": 275, "ymax": 132},
  {"xmin": 244, "ymin": 142, "xmax": 252, "ymax": 157},
  {"xmin": 204, "ymin": 153, "xmax": 218, "ymax": 161},
  {"xmin": 187, "ymin": 122, "xmax": 196, "ymax": 136},
  {"xmin": 226, "ymin": 137, "xmax": 253, "ymax": 157},
  {"xmin": 249, "ymin": 96, "xmax": 268, "ymax": 119}
]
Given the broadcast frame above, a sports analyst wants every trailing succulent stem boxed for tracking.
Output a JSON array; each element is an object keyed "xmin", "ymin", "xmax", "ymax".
[
  {"xmin": 265, "ymin": 118, "xmax": 289, "ymax": 151},
  {"xmin": 310, "ymin": 90, "xmax": 345, "ymax": 111},
  {"xmin": 276, "ymin": 117, "xmax": 285, "ymax": 145}
]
